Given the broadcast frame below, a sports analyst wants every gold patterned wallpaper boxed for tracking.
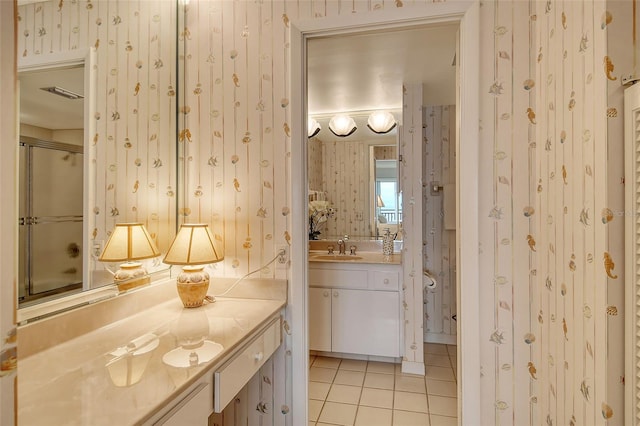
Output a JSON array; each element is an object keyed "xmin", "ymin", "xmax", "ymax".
[
  {"xmin": 17, "ymin": 0, "xmax": 178, "ymax": 282},
  {"xmin": 422, "ymin": 105, "xmax": 456, "ymax": 344},
  {"xmin": 182, "ymin": 0, "xmax": 627, "ymax": 423}
]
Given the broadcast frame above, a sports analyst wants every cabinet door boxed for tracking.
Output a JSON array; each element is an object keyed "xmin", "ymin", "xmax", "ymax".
[
  {"xmin": 331, "ymin": 289, "xmax": 400, "ymax": 357},
  {"xmin": 309, "ymin": 287, "xmax": 332, "ymax": 352}
]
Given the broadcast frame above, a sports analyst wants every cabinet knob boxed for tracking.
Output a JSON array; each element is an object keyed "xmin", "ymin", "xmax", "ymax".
[
  {"xmin": 254, "ymin": 352, "xmax": 264, "ymax": 362},
  {"xmin": 384, "ymin": 278, "xmax": 390, "ymax": 284},
  {"xmin": 323, "ymin": 290, "xmax": 329, "ymax": 297},
  {"xmin": 333, "ymin": 291, "xmax": 339, "ymax": 297}
]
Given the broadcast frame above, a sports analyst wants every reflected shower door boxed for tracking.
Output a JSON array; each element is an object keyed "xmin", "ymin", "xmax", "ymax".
[{"xmin": 19, "ymin": 138, "xmax": 83, "ymax": 302}]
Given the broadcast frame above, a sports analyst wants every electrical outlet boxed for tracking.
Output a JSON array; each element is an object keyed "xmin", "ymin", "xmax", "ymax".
[
  {"xmin": 92, "ymin": 240, "xmax": 104, "ymax": 258},
  {"xmin": 276, "ymin": 245, "xmax": 289, "ymax": 269}
]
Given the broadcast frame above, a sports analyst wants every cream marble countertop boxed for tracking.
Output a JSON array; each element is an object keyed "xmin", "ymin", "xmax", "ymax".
[
  {"xmin": 18, "ymin": 295, "xmax": 285, "ymax": 425},
  {"xmin": 308, "ymin": 250, "xmax": 402, "ymax": 265}
]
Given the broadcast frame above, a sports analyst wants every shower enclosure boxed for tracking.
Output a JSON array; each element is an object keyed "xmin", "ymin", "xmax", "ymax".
[{"xmin": 19, "ymin": 136, "xmax": 84, "ymax": 304}]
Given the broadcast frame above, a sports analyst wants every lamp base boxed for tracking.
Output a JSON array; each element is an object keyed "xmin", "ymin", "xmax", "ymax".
[
  {"xmin": 176, "ymin": 265, "xmax": 211, "ymax": 308},
  {"xmin": 114, "ymin": 262, "xmax": 150, "ymax": 292}
]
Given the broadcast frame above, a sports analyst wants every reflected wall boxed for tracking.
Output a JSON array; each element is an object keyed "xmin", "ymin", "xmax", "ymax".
[{"xmin": 17, "ymin": 0, "xmax": 178, "ymax": 290}]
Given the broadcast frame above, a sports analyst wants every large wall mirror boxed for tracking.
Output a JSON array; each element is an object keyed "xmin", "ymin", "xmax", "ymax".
[{"xmin": 16, "ymin": 0, "xmax": 179, "ymax": 320}]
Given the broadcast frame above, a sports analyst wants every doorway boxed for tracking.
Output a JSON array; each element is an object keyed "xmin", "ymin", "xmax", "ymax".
[{"xmin": 290, "ymin": 3, "xmax": 480, "ymax": 424}]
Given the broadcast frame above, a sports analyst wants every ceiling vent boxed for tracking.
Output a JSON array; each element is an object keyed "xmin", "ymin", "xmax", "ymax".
[{"xmin": 40, "ymin": 86, "xmax": 84, "ymax": 100}]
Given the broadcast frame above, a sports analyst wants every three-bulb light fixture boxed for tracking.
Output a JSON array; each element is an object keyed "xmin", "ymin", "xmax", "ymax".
[{"xmin": 308, "ymin": 110, "xmax": 397, "ymax": 138}]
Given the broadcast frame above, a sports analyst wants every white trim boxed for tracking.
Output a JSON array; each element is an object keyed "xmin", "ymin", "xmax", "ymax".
[
  {"xmin": 290, "ymin": 2, "xmax": 480, "ymax": 425},
  {"xmin": 457, "ymin": 1, "xmax": 481, "ymax": 422},
  {"xmin": 624, "ymin": 81, "xmax": 640, "ymax": 426},
  {"xmin": 424, "ymin": 332, "xmax": 457, "ymax": 346},
  {"xmin": 402, "ymin": 361, "xmax": 426, "ymax": 376}
]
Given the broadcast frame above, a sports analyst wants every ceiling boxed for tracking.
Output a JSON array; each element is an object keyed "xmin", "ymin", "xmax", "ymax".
[
  {"xmin": 307, "ymin": 23, "xmax": 458, "ymax": 141},
  {"xmin": 19, "ymin": 65, "xmax": 84, "ymax": 131}
]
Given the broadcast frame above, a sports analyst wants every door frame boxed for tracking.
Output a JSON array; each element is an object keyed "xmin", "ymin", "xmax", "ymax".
[{"xmin": 290, "ymin": 2, "xmax": 480, "ymax": 424}]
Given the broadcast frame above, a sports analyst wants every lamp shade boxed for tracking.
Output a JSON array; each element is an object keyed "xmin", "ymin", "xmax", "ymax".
[
  {"xmin": 367, "ymin": 111, "xmax": 397, "ymax": 134},
  {"xmin": 308, "ymin": 118, "xmax": 321, "ymax": 138},
  {"xmin": 328, "ymin": 114, "xmax": 357, "ymax": 137},
  {"xmin": 99, "ymin": 223, "xmax": 160, "ymax": 262},
  {"xmin": 163, "ymin": 224, "xmax": 223, "ymax": 266},
  {"xmin": 376, "ymin": 194, "xmax": 385, "ymax": 208}
]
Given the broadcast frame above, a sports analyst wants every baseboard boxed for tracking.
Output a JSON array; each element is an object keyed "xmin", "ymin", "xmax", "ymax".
[
  {"xmin": 401, "ymin": 360, "xmax": 425, "ymax": 375},
  {"xmin": 424, "ymin": 332, "xmax": 457, "ymax": 345},
  {"xmin": 310, "ymin": 350, "xmax": 401, "ymax": 364}
]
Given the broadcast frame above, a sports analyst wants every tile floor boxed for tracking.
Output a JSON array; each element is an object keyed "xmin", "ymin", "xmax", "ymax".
[{"xmin": 308, "ymin": 343, "xmax": 457, "ymax": 426}]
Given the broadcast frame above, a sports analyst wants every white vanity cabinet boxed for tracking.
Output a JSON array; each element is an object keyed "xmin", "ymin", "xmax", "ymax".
[{"xmin": 308, "ymin": 262, "xmax": 401, "ymax": 358}]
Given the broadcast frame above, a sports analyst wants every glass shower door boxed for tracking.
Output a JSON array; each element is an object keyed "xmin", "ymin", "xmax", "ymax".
[{"xmin": 19, "ymin": 139, "xmax": 84, "ymax": 302}]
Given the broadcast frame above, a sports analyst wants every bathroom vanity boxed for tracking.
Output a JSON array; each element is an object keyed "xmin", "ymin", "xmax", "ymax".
[
  {"xmin": 17, "ymin": 279, "xmax": 287, "ymax": 425},
  {"xmin": 308, "ymin": 251, "xmax": 402, "ymax": 359}
]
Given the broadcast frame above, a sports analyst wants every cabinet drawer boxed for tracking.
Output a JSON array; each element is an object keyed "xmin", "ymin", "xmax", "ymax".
[
  {"xmin": 154, "ymin": 382, "xmax": 212, "ymax": 425},
  {"xmin": 214, "ymin": 318, "xmax": 281, "ymax": 412},
  {"xmin": 309, "ymin": 267, "xmax": 368, "ymax": 289},
  {"xmin": 370, "ymin": 271, "xmax": 399, "ymax": 291}
]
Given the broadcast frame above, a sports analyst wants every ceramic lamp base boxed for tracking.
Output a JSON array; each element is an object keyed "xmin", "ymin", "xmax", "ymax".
[
  {"xmin": 114, "ymin": 262, "xmax": 150, "ymax": 292},
  {"xmin": 176, "ymin": 265, "xmax": 211, "ymax": 308}
]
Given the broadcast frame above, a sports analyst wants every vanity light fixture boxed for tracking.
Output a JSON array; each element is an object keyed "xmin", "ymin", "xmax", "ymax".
[
  {"xmin": 328, "ymin": 114, "xmax": 357, "ymax": 137},
  {"xmin": 308, "ymin": 118, "xmax": 321, "ymax": 138},
  {"xmin": 163, "ymin": 223, "xmax": 224, "ymax": 308},
  {"xmin": 99, "ymin": 223, "xmax": 161, "ymax": 292},
  {"xmin": 367, "ymin": 111, "xmax": 397, "ymax": 134}
]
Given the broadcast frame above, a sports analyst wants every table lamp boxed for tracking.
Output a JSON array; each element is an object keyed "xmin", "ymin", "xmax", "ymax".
[
  {"xmin": 99, "ymin": 223, "xmax": 161, "ymax": 292},
  {"xmin": 163, "ymin": 223, "xmax": 224, "ymax": 308}
]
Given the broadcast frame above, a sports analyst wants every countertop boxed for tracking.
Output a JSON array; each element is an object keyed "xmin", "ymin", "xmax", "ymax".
[
  {"xmin": 308, "ymin": 250, "xmax": 402, "ymax": 265},
  {"xmin": 18, "ymin": 294, "xmax": 285, "ymax": 425}
]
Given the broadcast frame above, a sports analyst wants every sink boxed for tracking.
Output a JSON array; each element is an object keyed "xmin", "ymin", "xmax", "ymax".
[{"xmin": 311, "ymin": 255, "xmax": 363, "ymax": 261}]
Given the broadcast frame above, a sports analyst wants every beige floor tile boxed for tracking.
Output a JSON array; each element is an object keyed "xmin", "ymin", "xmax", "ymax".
[
  {"xmin": 360, "ymin": 387, "xmax": 394, "ymax": 409},
  {"xmin": 318, "ymin": 401, "xmax": 358, "ymax": 425},
  {"xmin": 309, "ymin": 422, "xmax": 315, "ymax": 426},
  {"xmin": 339, "ymin": 358, "xmax": 368, "ymax": 372},
  {"xmin": 424, "ymin": 365, "xmax": 456, "ymax": 382},
  {"xmin": 427, "ymin": 395, "xmax": 457, "ymax": 417},
  {"xmin": 392, "ymin": 409, "xmax": 430, "ymax": 425},
  {"xmin": 395, "ymin": 375, "xmax": 426, "ymax": 394},
  {"xmin": 424, "ymin": 354, "xmax": 453, "ymax": 368},
  {"xmin": 316, "ymin": 424, "xmax": 336, "ymax": 426},
  {"xmin": 327, "ymin": 384, "xmax": 362, "ymax": 405},
  {"xmin": 310, "ymin": 355, "xmax": 316, "ymax": 367},
  {"xmin": 314, "ymin": 356, "xmax": 342, "ymax": 369},
  {"xmin": 334, "ymin": 369, "xmax": 366, "ymax": 387},
  {"xmin": 426, "ymin": 379, "xmax": 457, "ymax": 398},
  {"xmin": 364, "ymin": 372, "xmax": 395, "ymax": 390},
  {"xmin": 394, "ymin": 391, "xmax": 429, "ymax": 413},
  {"xmin": 309, "ymin": 399, "xmax": 324, "ymax": 422},
  {"xmin": 423, "ymin": 343, "xmax": 448, "ymax": 355},
  {"xmin": 429, "ymin": 414, "xmax": 457, "ymax": 426},
  {"xmin": 354, "ymin": 406, "xmax": 393, "ymax": 426},
  {"xmin": 446, "ymin": 345, "xmax": 456, "ymax": 355},
  {"xmin": 309, "ymin": 381, "xmax": 332, "ymax": 400},
  {"xmin": 310, "ymin": 366, "xmax": 338, "ymax": 383},
  {"xmin": 367, "ymin": 361, "xmax": 396, "ymax": 374}
]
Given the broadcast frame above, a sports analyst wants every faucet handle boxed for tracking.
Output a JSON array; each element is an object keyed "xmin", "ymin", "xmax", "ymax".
[
  {"xmin": 327, "ymin": 245, "xmax": 335, "ymax": 254},
  {"xmin": 343, "ymin": 234, "xmax": 349, "ymax": 241},
  {"xmin": 349, "ymin": 245, "xmax": 357, "ymax": 255}
]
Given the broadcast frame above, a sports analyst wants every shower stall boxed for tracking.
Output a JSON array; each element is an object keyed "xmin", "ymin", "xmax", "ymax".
[{"xmin": 18, "ymin": 136, "xmax": 84, "ymax": 304}]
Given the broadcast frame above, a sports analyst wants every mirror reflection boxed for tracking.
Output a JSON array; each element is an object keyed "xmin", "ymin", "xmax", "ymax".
[
  {"xmin": 16, "ymin": 0, "xmax": 178, "ymax": 314},
  {"xmin": 307, "ymin": 114, "xmax": 400, "ymax": 240}
]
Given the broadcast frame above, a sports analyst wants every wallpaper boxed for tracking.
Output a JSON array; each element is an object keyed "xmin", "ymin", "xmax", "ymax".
[
  {"xmin": 307, "ymin": 136, "xmax": 323, "ymax": 194},
  {"xmin": 17, "ymin": 0, "xmax": 178, "ymax": 283},
  {"xmin": 180, "ymin": 0, "xmax": 624, "ymax": 424},
  {"xmin": 320, "ymin": 139, "xmax": 370, "ymax": 238},
  {"xmin": 422, "ymin": 105, "xmax": 456, "ymax": 344}
]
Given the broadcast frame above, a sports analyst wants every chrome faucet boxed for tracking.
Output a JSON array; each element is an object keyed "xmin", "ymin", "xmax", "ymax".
[{"xmin": 337, "ymin": 239, "xmax": 346, "ymax": 255}]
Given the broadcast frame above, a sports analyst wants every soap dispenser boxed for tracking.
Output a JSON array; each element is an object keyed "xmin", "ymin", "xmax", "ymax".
[{"xmin": 382, "ymin": 228, "xmax": 394, "ymax": 256}]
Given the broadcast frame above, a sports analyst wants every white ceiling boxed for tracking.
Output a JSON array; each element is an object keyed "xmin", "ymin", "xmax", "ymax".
[
  {"xmin": 307, "ymin": 23, "xmax": 458, "ymax": 141},
  {"xmin": 19, "ymin": 65, "xmax": 84, "ymax": 131}
]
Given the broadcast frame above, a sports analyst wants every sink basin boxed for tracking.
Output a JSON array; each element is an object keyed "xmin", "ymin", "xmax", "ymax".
[{"xmin": 311, "ymin": 255, "xmax": 363, "ymax": 261}]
